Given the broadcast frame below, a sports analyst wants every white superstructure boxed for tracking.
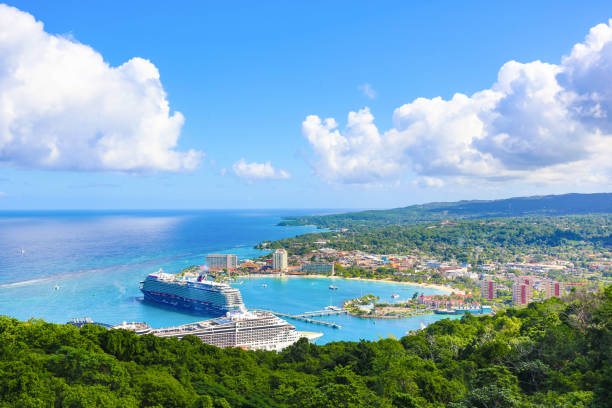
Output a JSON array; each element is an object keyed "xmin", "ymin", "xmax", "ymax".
[
  {"xmin": 140, "ymin": 270, "xmax": 245, "ymax": 315},
  {"xmin": 114, "ymin": 310, "xmax": 309, "ymax": 352}
]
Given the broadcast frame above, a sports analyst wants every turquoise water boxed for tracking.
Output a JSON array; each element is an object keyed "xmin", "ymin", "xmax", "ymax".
[
  {"xmin": 0, "ymin": 210, "xmax": 458, "ymax": 343},
  {"xmin": 236, "ymin": 276, "xmax": 456, "ymax": 343}
]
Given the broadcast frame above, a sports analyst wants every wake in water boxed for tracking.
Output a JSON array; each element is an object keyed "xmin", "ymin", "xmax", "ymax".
[
  {"xmin": 0, "ymin": 252, "xmax": 199, "ymax": 289},
  {"xmin": 0, "ymin": 277, "xmax": 53, "ymax": 288}
]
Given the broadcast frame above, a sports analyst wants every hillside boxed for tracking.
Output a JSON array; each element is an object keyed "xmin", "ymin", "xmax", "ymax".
[
  {"xmin": 1, "ymin": 288, "xmax": 611, "ymax": 407},
  {"xmin": 280, "ymin": 193, "xmax": 612, "ymax": 228}
]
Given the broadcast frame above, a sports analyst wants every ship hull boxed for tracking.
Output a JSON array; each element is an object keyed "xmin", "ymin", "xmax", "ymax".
[{"xmin": 141, "ymin": 290, "xmax": 228, "ymax": 316}]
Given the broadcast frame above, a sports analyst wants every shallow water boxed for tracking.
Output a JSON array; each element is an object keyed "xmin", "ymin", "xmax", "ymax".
[{"xmin": 0, "ymin": 210, "xmax": 459, "ymax": 343}]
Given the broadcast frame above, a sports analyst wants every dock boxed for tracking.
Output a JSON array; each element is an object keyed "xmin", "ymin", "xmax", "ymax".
[
  {"xmin": 300, "ymin": 309, "xmax": 347, "ymax": 318},
  {"xmin": 253, "ymin": 309, "xmax": 343, "ymax": 329}
]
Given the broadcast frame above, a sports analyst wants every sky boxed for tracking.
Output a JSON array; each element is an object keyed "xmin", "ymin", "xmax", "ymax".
[{"xmin": 0, "ymin": 1, "xmax": 612, "ymax": 209}]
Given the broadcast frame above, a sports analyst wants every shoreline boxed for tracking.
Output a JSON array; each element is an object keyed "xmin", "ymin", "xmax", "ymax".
[
  {"xmin": 234, "ymin": 273, "xmax": 465, "ymax": 295},
  {"xmin": 347, "ymin": 311, "xmax": 435, "ymax": 320}
]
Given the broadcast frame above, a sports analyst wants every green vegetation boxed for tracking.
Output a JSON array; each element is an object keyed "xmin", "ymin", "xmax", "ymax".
[
  {"xmin": 344, "ymin": 294, "xmax": 432, "ymax": 318},
  {"xmin": 179, "ymin": 266, "xmax": 200, "ymax": 276},
  {"xmin": 2, "ymin": 287, "xmax": 612, "ymax": 407},
  {"xmin": 280, "ymin": 193, "xmax": 612, "ymax": 228},
  {"xmin": 263, "ymin": 215, "xmax": 612, "ymax": 265}
]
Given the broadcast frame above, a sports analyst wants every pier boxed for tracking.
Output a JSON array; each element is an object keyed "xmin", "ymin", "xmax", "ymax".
[
  {"xmin": 300, "ymin": 309, "xmax": 347, "ymax": 318},
  {"xmin": 253, "ymin": 309, "xmax": 344, "ymax": 329}
]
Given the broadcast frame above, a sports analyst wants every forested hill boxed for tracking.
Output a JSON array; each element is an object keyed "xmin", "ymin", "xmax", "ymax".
[
  {"xmin": 280, "ymin": 193, "xmax": 612, "ymax": 227},
  {"xmin": 1, "ymin": 287, "xmax": 611, "ymax": 407}
]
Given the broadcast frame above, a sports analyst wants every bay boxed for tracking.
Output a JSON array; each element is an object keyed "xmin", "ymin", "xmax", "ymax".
[{"xmin": 0, "ymin": 210, "xmax": 458, "ymax": 344}]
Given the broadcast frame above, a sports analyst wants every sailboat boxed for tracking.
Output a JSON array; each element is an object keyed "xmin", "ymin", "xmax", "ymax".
[{"xmin": 324, "ymin": 294, "xmax": 341, "ymax": 311}]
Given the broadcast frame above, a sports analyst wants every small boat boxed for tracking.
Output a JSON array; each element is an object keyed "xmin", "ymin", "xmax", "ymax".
[
  {"xmin": 261, "ymin": 283, "xmax": 267, "ymax": 287},
  {"xmin": 329, "ymin": 285, "xmax": 338, "ymax": 290},
  {"xmin": 391, "ymin": 294, "xmax": 400, "ymax": 299},
  {"xmin": 20, "ymin": 249, "xmax": 25, "ymax": 255},
  {"xmin": 53, "ymin": 285, "xmax": 60, "ymax": 291}
]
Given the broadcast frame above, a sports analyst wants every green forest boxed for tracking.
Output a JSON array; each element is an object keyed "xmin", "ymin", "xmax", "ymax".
[
  {"xmin": 262, "ymin": 216, "xmax": 612, "ymax": 264},
  {"xmin": 2, "ymin": 287, "xmax": 611, "ymax": 408}
]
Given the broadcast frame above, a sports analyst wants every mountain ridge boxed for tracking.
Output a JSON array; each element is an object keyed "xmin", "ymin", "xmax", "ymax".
[{"xmin": 280, "ymin": 192, "xmax": 612, "ymax": 227}]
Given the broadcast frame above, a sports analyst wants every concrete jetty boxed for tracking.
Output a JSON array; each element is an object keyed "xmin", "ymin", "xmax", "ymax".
[{"xmin": 253, "ymin": 309, "xmax": 343, "ymax": 329}]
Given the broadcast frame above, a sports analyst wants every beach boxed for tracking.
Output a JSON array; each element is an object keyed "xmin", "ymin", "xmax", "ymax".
[{"xmin": 236, "ymin": 273, "xmax": 465, "ymax": 295}]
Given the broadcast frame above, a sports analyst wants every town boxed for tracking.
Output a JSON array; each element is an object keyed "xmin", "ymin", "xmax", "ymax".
[{"xmin": 203, "ymin": 235, "xmax": 611, "ymax": 314}]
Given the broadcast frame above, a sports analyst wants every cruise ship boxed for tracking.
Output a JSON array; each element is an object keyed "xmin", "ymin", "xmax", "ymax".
[
  {"xmin": 112, "ymin": 310, "xmax": 321, "ymax": 351},
  {"xmin": 140, "ymin": 270, "xmax": 245, "ymax": 316}
]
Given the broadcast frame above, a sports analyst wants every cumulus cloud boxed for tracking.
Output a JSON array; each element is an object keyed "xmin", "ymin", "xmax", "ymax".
[
  {"xmin": 232, "ymin": 158, "xmax": 290, "ymax": 180},
  {"xmin": 0, "ymin": 4, "xmax": 201, "ymax": 172},
  {"xmin": 358, "ymin": 83, "xmax": 376, "ymax": 99},
  {"xmin": 303, "ymin": 19, "xmax": 612, "ymax": 185},
  {"xmin": 414, "ymin": 177, "xmax": 445, "ymax": 188}
]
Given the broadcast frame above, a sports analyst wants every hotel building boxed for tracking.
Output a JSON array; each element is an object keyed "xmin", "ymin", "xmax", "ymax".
[
  {"xmin": 272, "ymin": 249, "xmax": 288, "ymax": 272},
  {"xmin": 206, "ymin": 254, "xmax": 238, "ymax": 270},
  {"xmin": 301, "ymin": 263, "xmax": 335, "ymax": 275}
]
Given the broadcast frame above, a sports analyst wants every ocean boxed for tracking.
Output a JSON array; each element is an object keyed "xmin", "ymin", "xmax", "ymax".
[{"xmin": 0, "ymin": 210, "xmax": 456, "ymax": 343}]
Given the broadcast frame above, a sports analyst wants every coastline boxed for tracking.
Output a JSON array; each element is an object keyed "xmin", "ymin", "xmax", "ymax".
[
  {"xmin": 347, "ymin": 311, "xmax": 434, "ymax": 320},
  {"xmin": 235, "ymin": 273, "xmax": 465, "ymax": 295}
]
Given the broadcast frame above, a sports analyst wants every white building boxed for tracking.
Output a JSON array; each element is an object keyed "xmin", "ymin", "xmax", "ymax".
[
  {"xmin": 272, "ymin": 249, "xmax": 288, "ymax": 272},
  {"xmin": 206, "ymin": 254, "xmax": 238, "ymax": 270}
]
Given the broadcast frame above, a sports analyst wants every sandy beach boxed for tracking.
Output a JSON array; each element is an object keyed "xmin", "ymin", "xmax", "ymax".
[{"xmin": 236, "ymin": 273, "xmax": 465, "ymax": 295}]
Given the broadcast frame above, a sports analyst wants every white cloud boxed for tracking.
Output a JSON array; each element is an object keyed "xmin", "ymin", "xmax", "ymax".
[
  {"xmin": 0, "ymin": 4, "xmax": 202, "ymax": 172},
  {"xmin": 358, "ymin": 83, "xmax": 376, "ymax": 99},
  {"xmin": 414, "ymin": 177, "xmax": 445, "ymax": 188},
  {"xmin": 232, "ymin": 158, "xmax": 290, "ymax": 180},
  {"xmin": 303, "ymin": 19, "xmax": 612, "ymax": 186}
]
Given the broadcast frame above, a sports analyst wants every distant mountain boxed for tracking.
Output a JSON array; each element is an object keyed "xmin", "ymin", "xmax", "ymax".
[
  {"xmin": 416, "ymin": 192, "xmax": 612, "ymax": 216},
  {"xmin": 281, "ymin": 193, "xmax": 612, "ymax": 227}
]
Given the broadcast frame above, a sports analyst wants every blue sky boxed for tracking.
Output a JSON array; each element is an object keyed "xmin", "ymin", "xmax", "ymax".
[{"xmin": 1, "ymin": 1, "xmax": 612, "ymax": 209}]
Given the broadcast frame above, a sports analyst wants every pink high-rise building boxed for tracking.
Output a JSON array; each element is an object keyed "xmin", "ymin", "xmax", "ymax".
[
  {"xmin": 480, "ymin": 279, "xmax": 497, "ymax": 300},
  {"xmin": 512, "ymin": 278, "xmax": 533, "ymax": 306}
]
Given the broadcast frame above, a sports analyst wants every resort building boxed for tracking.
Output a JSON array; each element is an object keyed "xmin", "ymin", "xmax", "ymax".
[
  {"xmin": 301, "ymin": 263, "xmax": 335, "ymax": 275},
  {"xmin": 206, "ymin": 254, "xmax": 238, "ymax": 270},
  {"xmin": 272, "ymin": 249, "xmax": 288, "ymax": 272},
  {"xmin": 480, "ymin": 279, "xmax": 498, "ymax": 300}
]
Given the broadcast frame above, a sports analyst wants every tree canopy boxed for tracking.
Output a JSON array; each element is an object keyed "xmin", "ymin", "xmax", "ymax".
[{"xmin": 1, "ymin": 286, "xmax": 612, "ymax": 407}]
